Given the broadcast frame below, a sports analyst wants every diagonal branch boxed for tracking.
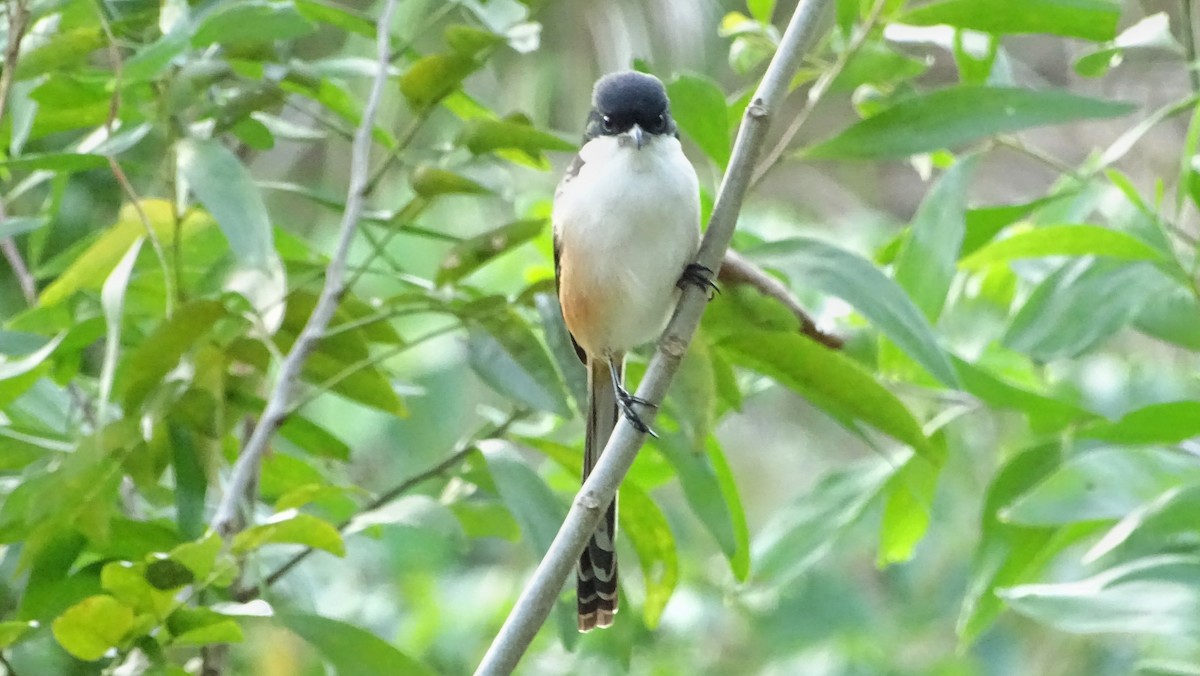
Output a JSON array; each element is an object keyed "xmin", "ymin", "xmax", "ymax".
[
  {"xmin": 210, "ymin": 0, "xmax": 400, "ymax": 539},
  {"xmin": 473, "ymin": 0, "xmax": 834, "ymax": 672}
]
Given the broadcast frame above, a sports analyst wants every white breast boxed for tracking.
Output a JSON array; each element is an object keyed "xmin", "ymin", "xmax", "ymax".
[{"xmin": 553, "ymin": 134, "xmax": 701, "ymax": 355}]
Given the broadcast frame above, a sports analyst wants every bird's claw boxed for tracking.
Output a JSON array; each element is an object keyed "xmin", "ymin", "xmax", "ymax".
[
  {"xmin": 616, "ymin": 388, "xmax": 658, "ymax": 438},
  {"xmin": 678, "ymin": 263, "xmax": 719, "ymax": 297}
]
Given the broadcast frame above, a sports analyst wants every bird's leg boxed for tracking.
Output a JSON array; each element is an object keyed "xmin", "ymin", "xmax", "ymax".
[
  {"xmin": 678, "ymin": 263, "xmax": 719, "ymax": 297},
  {"xmin": 608, "ymin": 356, "xmax": 658, "ymax": 438}
]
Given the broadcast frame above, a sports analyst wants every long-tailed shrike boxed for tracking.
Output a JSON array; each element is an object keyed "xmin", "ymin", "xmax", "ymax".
[{"xmin": 553, "ymin": 71, "xmax": 713, "ymax": 631}]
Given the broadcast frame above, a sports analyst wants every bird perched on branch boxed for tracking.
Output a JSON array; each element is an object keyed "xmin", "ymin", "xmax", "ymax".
[{"xmin": 553, "ymin": 70, "xmax": 713, "ymax": 631}]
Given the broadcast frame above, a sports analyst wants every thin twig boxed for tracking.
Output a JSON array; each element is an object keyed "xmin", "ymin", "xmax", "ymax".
[
  {"xmin": 1, "ymin": 0, "xmax": 35, "ymax": 304},
  {"xmin": 749, "ymin": 0, "xmax": 884, "ymax": 188},
  {"xmin": 91, "ymin": 0, "xmax": 175, "ymax": 315},
  {"xmin": 473, "ymin": 0, "xmax": 833, "ymax": 672},
  {"xmin": 719, "ymin": 249, "xmax": 843, "ymax": 348},
  {"xmin": 210, "ymin": 0, "xmax": 400, "ymax": 539},
  {"xmin": 0, "ymin": 0, "xmax": 29, "ymax": 127},
  {"xmin": 1182, "ymin": 0, "xmax": 1200, "ymax": 94},
  {"xmin": 235, "ymin": 410, "xmax": 526, "ymax": 600}
]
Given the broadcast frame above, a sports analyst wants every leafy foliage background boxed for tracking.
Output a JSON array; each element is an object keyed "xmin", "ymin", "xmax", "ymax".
[{"xmin": 2, "ymin": 0, "xmax": 1200, "ymax": 674}]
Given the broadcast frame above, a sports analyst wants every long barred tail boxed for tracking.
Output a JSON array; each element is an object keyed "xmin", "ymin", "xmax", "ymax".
[{"xmin": 578, "ymin": 356, "xmax": 619, "ymax": 632}]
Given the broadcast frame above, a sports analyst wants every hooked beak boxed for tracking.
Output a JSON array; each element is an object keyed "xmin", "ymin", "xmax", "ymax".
[{"xmin": 622, "ymin": 124, "xmax": 645, "ymax": 150}]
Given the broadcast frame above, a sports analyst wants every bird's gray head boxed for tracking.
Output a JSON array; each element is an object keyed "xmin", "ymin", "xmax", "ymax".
[{"xmin": 583, "ymin": 71, "xmax": 676, "ymax": 149}]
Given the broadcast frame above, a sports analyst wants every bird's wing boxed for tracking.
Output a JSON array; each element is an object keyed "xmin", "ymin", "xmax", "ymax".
[{"xmin": 553, "ymin": 153, "xmax": 588, "ymax": 364}]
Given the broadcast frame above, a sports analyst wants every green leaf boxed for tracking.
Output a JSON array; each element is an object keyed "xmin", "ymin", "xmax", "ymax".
[
  {"xmin": 878, "ymin": 446, "xmax": 944, "ymax": 566},
  {"xmin": 279, "ymin": 415, "xmax": 352, "ymax": 461},
  {"xmin": 1001, "ymin": 555, "xmax": 1200, "ymax": 636},
  {"xmin": 748, "ymin": 237, "xmax": 959, "ymax": 386},
  {"xmin": 295, "ymin": 0, "xmax": 375, "ymax": 38},
  {"xmin": 1135, "ymin": 286, "xmax": 1200, "ymax": 350},
  {"xmin": 666, "ymin": 73, "xmax": 732, "ymax": 167},
  {"xmin": 653, "ymin": 432, "xmax": 738, "ymax": 562},
  {"xmin": 707, "ymin": 435, "xmax": 750, "ymax": 581},
  {"xmin": 0, "ymin": 620, "xmax": 36, "ymax": 649},
  {"xmin": 894, "ymin": 155, "xmax": 978, "ymax": 321},
  {"xmin": 747, "ymin": 0, "xmax": 776, "ymax": 23},
  {"xmin": 960, "ymin": 224, "xmax": 1166, "ymax": 270},
  {"xmin": 444, "ymin": 24, "xmax": 505, "ymax": 57},
  {"xmin": 168, "ymin": 607, "xmax": 244, "ymax": 645},
  {"xmin": 437, "ymin": 219, "xmax": 545, "ymax": 285},
  {"xmin": 482, "ymin": 442, "xmax": 567, "ymax": 556},
  {"xmin": 805, "ymin": 87, "xmax": 1136, "ymax": 159},
  {"xmin": 399, "ymin": 54, "xmax": 479, "ymax": 111},
  {"xmin": 39, "ymin": 201, "xmax": 208, "ymax": 306},
  {"xmin": 192, "ymin": 0, "xmax": 316, "ymax": 46},
  {"xmin": 1085, "ymin": 484, "xmax": 1200, "ymax": 564},
  {"xmin": 720, "ymin": 330, "xmax": 933, "ymax": 456},
  {"xmin": 534, "ymin": 292, "xmax": 588, "ymax": 413},
  {"xmin": 52, "ymin": 595, "xmax": 135, "ymax": 661},
  {"xmin": 0, "ymin": 333, "xmax": 64, "ymax": 381},
  {"xmin": 121, "ymin": 300, "xmax": 226, "ymax": 409},
  {"xmin": 1002, "ymin": 447, "xmax": 1200, "ymax": 526},
  {"xmin": 901, "ymin": 0, "xmax": 1121, "ymax": 42},
  {"xmin": 0, "ymin": 216, "xmax": 47, "ymax": 239},
  {"xmin": 953, "ymin": 357, "xmax": 1090, "ymax": 433},
  {"xmin": 410, "ymin": 164, "xmax": 492, "ymax": 197},
  {"xmin": 101, "ymin": 561, "xmax": 176, "ymax": 618},
  {"xmin": 1081, "ymin": 401, "xmax": 1200, "ymax": 445},
  {"xmin": 177, "ymin": 138, "xmax": 275, "ymax": 267},
  {"xmin": 169, "ymin": 532, "xmax": 224, "ymax": 580},
  {"xmin": 465, "ymin": 300, "xmax": 570, "ymax": 416},
  {"xmin": 99, "ymin": 239, "xmax": 145, "ymax": 416},
  {"xmin": 450, "ymin": 500, "xmax": 521, "ymax": 541},
  {"xmin": 0, "ymin": 152, "xmax": 106, "ymax": 172},
  {"xmin": 278, "ymin": 612, "xmax": 436, "ymax": 676},
  {"xmin": 169, "ymin": 421, "xmax": 208, "ymax": 541},
  {"xmin": 751, "ymin": 457, "xmax": 896, "ymax": 587},
  {"xmin": 617, "ymin": 482, "xmax": 679, "ymax": 628},
  {"xmin": 231, "ymin": 512, "xmax": 345, "ymax": 556},
  {"xmin": 1003, "ymin": 259, "xmax": 1176, "ymax": 361},
  {"xmin": 459, "ymin": 118, "xmax": 575, "ymax": 156},
  {"xmin": 957, "ymin": 443, "xmax": 1064, "ymax": 643},
  {"xmin": 14, "ymin": 28, "xmax": 105, "ymax": 80}
]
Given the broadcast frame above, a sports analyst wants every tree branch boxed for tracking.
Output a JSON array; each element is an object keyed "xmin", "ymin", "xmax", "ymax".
[
  {"xmin": 473, "ymin": 0, "xmax": 834, "ymax": 672},
  {"xmin": 210, "ymin": 0, "xmax": 399, "ymax": 539},
  {"xmin": 719, "ymin": 249, "xmax": 842, "ymax": 349}
]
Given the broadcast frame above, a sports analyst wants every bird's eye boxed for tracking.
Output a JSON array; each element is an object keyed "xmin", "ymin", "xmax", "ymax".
[
  {"xmin": 601, "ymin": 115, "xmax": 615, "ymax": 132},
  {"xmin": 655, "ymin": 114, "xmax": 666, "ymax": 130}
]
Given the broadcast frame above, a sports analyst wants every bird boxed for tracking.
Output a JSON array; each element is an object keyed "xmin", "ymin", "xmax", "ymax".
[{"xmin": 552, "ymin": 70, "xmax": 712, "ymax": 631}]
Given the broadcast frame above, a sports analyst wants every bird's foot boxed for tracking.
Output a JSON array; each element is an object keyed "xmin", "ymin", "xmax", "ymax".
[
  {"xmin": 616, "ymin": 387, "xmax": 658, "ymax": 438},
  {"xmin": 678, "ymin": 263, "xmax": 719, "ymax": 298}
]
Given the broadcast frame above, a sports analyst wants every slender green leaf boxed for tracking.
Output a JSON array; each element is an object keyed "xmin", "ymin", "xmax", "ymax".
[
  {"xmin": 1003, "ymin": 447, "xmax": 1200, "ymax": 526},
  {"xmin": 400, "ymin": 54, "xmax": 479, "ymax": 111},
  {"xmin": 748, "ymin": 237, "xmax": 958, "ymax": 386},
  {"xmin": 720, "ymin": 330, "xmax": 933, "ymax": 456},
  {"xmin": 805, "ymin": 87, "xmax": 1136, "ymax": 159},
  {"xmin": 1001, "ymin": 556, "xmax": 1200, "ymax": 637},
  {"xmin": 1086, "ymin": 484, "xmax": 1200, "ymax": 563},
  {"xmin": 410, "ymin": 164, "xmax": 491, "ymax": 197},
  {"xmin": 961, "ymin": 224, "xmax": 1166, "ymax": 269},
  {"xmin": 0, "ymin": 333, "xmax": 64, "ymax": 381},
  {"xmin": 482, "ymin": 442, "xmax": 566, "ymax": 555},
  {"xmin": 894, "ymin": 155, "xmax": 978, "ymax": 320},
  {"xmin": 121, "ymin": 300, "xmax": 226, "ymax": 409},
  {"xmin": 1081, "ymin": 401, "xmax": 1200, "ymax": 445},
  {"xmin": 177, "ymin": 138, "xmax": 275, "ymax": 267},
  {"xmin": 192, "ymin": 0, "xmax": 316, "ymax": 46},
  {"xmin": 465, "ymin": 301, "xmax": 570, "ymax": 416},
  {"xmin": 1003, "ymin": 259, "xmax": 1176, "ymax": 361},
  {"xmin": 0, "ymin": 621, "xmax": 36, "ymax": 649},
  {"xmin": 99, "ymin": 239, "xmax": 144, "ymax": 417},
  {"xmin": 617, "ymin": 482, "xmax": 679, "ymax": 628},
  {"xmin": 437, "ymin": 219, "xmax": 545, "ymax": 285},
  {"xmin": 278, "ymin": 613, "xmax": 436, "ymax": 676},
  {"xmin": 901, "ymin": 0, "xmax": 1121, "ymax": 42},
  {"xmin": 231, "ymin": 512, "xmax": 345, "ymax": 556},
  {"xmin": 459, "ymin": 118, "xmax": 575, "ymax": 155}
]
